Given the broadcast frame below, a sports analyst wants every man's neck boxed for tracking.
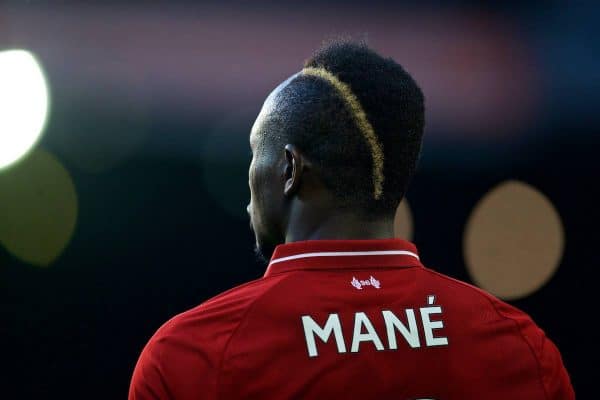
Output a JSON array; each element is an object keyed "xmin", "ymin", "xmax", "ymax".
[{"xmin": 284, "ymin": 207, "xmax": 395, "ymax": 243}]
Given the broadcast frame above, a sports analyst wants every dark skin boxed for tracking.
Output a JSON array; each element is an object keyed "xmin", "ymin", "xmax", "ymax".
[{"xmin": 247, "ymin": 74, "xmax": 395, "ymax": 262}]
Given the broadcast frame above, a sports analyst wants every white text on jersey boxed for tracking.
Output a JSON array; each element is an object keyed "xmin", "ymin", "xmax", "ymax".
[{"xmin": 301, "ymin": 295, "xmax": 448, "ymax": 357}]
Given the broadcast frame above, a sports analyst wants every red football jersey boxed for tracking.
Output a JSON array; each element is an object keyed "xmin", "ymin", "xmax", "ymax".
[{"xmin": 129, "ymin": 239, "xmax": 574, "ymax": 399}]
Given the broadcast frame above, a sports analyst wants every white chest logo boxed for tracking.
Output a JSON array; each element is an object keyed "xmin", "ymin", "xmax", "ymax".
[{"xmin": 351, "ymin": 276, "xmax": 381, "ymax": 290}]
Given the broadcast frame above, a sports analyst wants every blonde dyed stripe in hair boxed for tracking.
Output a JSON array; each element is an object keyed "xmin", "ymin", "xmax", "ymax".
[{"xmin": 301, "ymin": 67, "xmax": 384, "ymax": 199}]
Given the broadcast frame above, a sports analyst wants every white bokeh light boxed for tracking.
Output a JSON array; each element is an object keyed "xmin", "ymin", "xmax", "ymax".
[{"xmin": 0, "ymin": 49, "xmax": 50, "ymax": 170}]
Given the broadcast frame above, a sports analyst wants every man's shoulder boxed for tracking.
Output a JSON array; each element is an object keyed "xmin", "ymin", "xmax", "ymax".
[
  {"xmin": 419, "ymin": 266, "xmax": 552, "ymax": 362},
  {"xmin": 152, "ymin": 273, "xmax": 289, "ymax": 345},
  {"xmin": 418, "ymin": 266, "xmax": 574, "ymax": 398},
  {"xmin": 419, "ymin": 266, "xmax": 536, "ymax": 322},
  {"xmin": 129, "ymin": 274, "xmax": 291, "ymax": 400}
]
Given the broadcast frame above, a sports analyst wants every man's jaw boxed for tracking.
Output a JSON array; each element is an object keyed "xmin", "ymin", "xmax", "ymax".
[
  {"xmin": 253, "ymin": 243, "xmax": 270, "ymax": 266},
  {"xmin": 253, "ymin": 237, "xmax": 280, "ymax": 267}
]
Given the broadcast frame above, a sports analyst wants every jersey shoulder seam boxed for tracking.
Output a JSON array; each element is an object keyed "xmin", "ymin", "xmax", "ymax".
[
  {"xmin": 421, "ymin": 267, "xmax": 550, "ymax": 399},
  {"xmin": 483, "ymin": 292, "xmax": 550, "ymax": 399},
  {"xmin": 154, "ymin": 276, "xmax": 277, "ymax": 335},
  {"xmin": 214, "ymin": 273, "xmax": 294, "ymax": 400}
]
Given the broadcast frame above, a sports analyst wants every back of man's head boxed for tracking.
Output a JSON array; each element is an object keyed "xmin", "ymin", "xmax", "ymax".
[{"xmin": 275, "ymin": 40, "xmax": 425, "ymax": 216}]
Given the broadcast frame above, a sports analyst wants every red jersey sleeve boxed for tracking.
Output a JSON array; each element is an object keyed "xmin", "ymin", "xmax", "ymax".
[
  {"xmin": 538, "ymin": 334, "xmax": 575, "ymax": 399},
  {"xmin": 491, "ymin": 298, "xmax": 575, "ymax": 399},
  {"xmin": 128, "ymin": 314, "xmax": 222, "ymax": 400},
  {"xmin": 129, "ymin": 277, "xmax": 284, "ymax": 400}
]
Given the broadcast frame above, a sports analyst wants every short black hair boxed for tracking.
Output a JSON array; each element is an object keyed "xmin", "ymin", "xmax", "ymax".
[{"xmin": 270, "ymin": 39, "xmax": 424, "ymax": 216}]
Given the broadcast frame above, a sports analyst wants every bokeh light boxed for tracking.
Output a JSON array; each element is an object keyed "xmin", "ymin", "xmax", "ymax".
[
  {"xmin": 0, "ymin": 149, "xmax": 78, "ymax": 266},
  {"xmin": 464, "ymin": 180, "xmax": 565, "ymax": 300},
  {"xmin": 394, "ymin": 199, "xmax": 413, "ymax": 241},
  {"xmin": 0, "ymin": 49, "xmax": 50, "ymax": 170}
]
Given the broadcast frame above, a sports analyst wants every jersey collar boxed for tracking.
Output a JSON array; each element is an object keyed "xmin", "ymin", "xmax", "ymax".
[{"xmin": 264, "ymin": 239, "xmax": 422, "ymax": 277}]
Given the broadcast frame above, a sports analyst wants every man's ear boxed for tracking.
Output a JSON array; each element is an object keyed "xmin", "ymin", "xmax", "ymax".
[{"xmin": 283, "ymin": 144, "xmax": 304, "ymax": 197}]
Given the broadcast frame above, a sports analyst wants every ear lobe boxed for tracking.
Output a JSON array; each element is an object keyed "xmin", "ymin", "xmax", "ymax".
[{"xmin": 283, "ymin": 144, "xmax": 303, "ymax": 197}]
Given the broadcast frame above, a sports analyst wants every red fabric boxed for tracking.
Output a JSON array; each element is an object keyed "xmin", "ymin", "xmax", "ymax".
[{"xmin": 129, "ymin": 239, "xmax": 575, "ymax": 399}]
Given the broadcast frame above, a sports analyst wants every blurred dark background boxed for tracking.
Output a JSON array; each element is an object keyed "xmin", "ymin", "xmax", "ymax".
[{"xmin": 0, "ymin": 1, "xmax": 598, "ymax": 398}]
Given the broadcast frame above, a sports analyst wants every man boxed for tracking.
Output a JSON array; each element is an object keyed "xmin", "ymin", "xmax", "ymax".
[{"xmin": 129, "ymin": 40, "xmax": 574, "ymax": 399}]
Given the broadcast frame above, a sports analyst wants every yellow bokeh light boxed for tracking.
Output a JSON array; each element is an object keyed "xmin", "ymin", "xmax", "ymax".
[
  {"xmin": 464, "ymin": 180, "xmax": 565, "ymax": 300},
  {"xmin": 0, "ymin": 49, "xmax": 50, "ymax": 170},
  {"xmin": 0, "ymin": 149, "xmax": 78, "ymax": 267}
]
